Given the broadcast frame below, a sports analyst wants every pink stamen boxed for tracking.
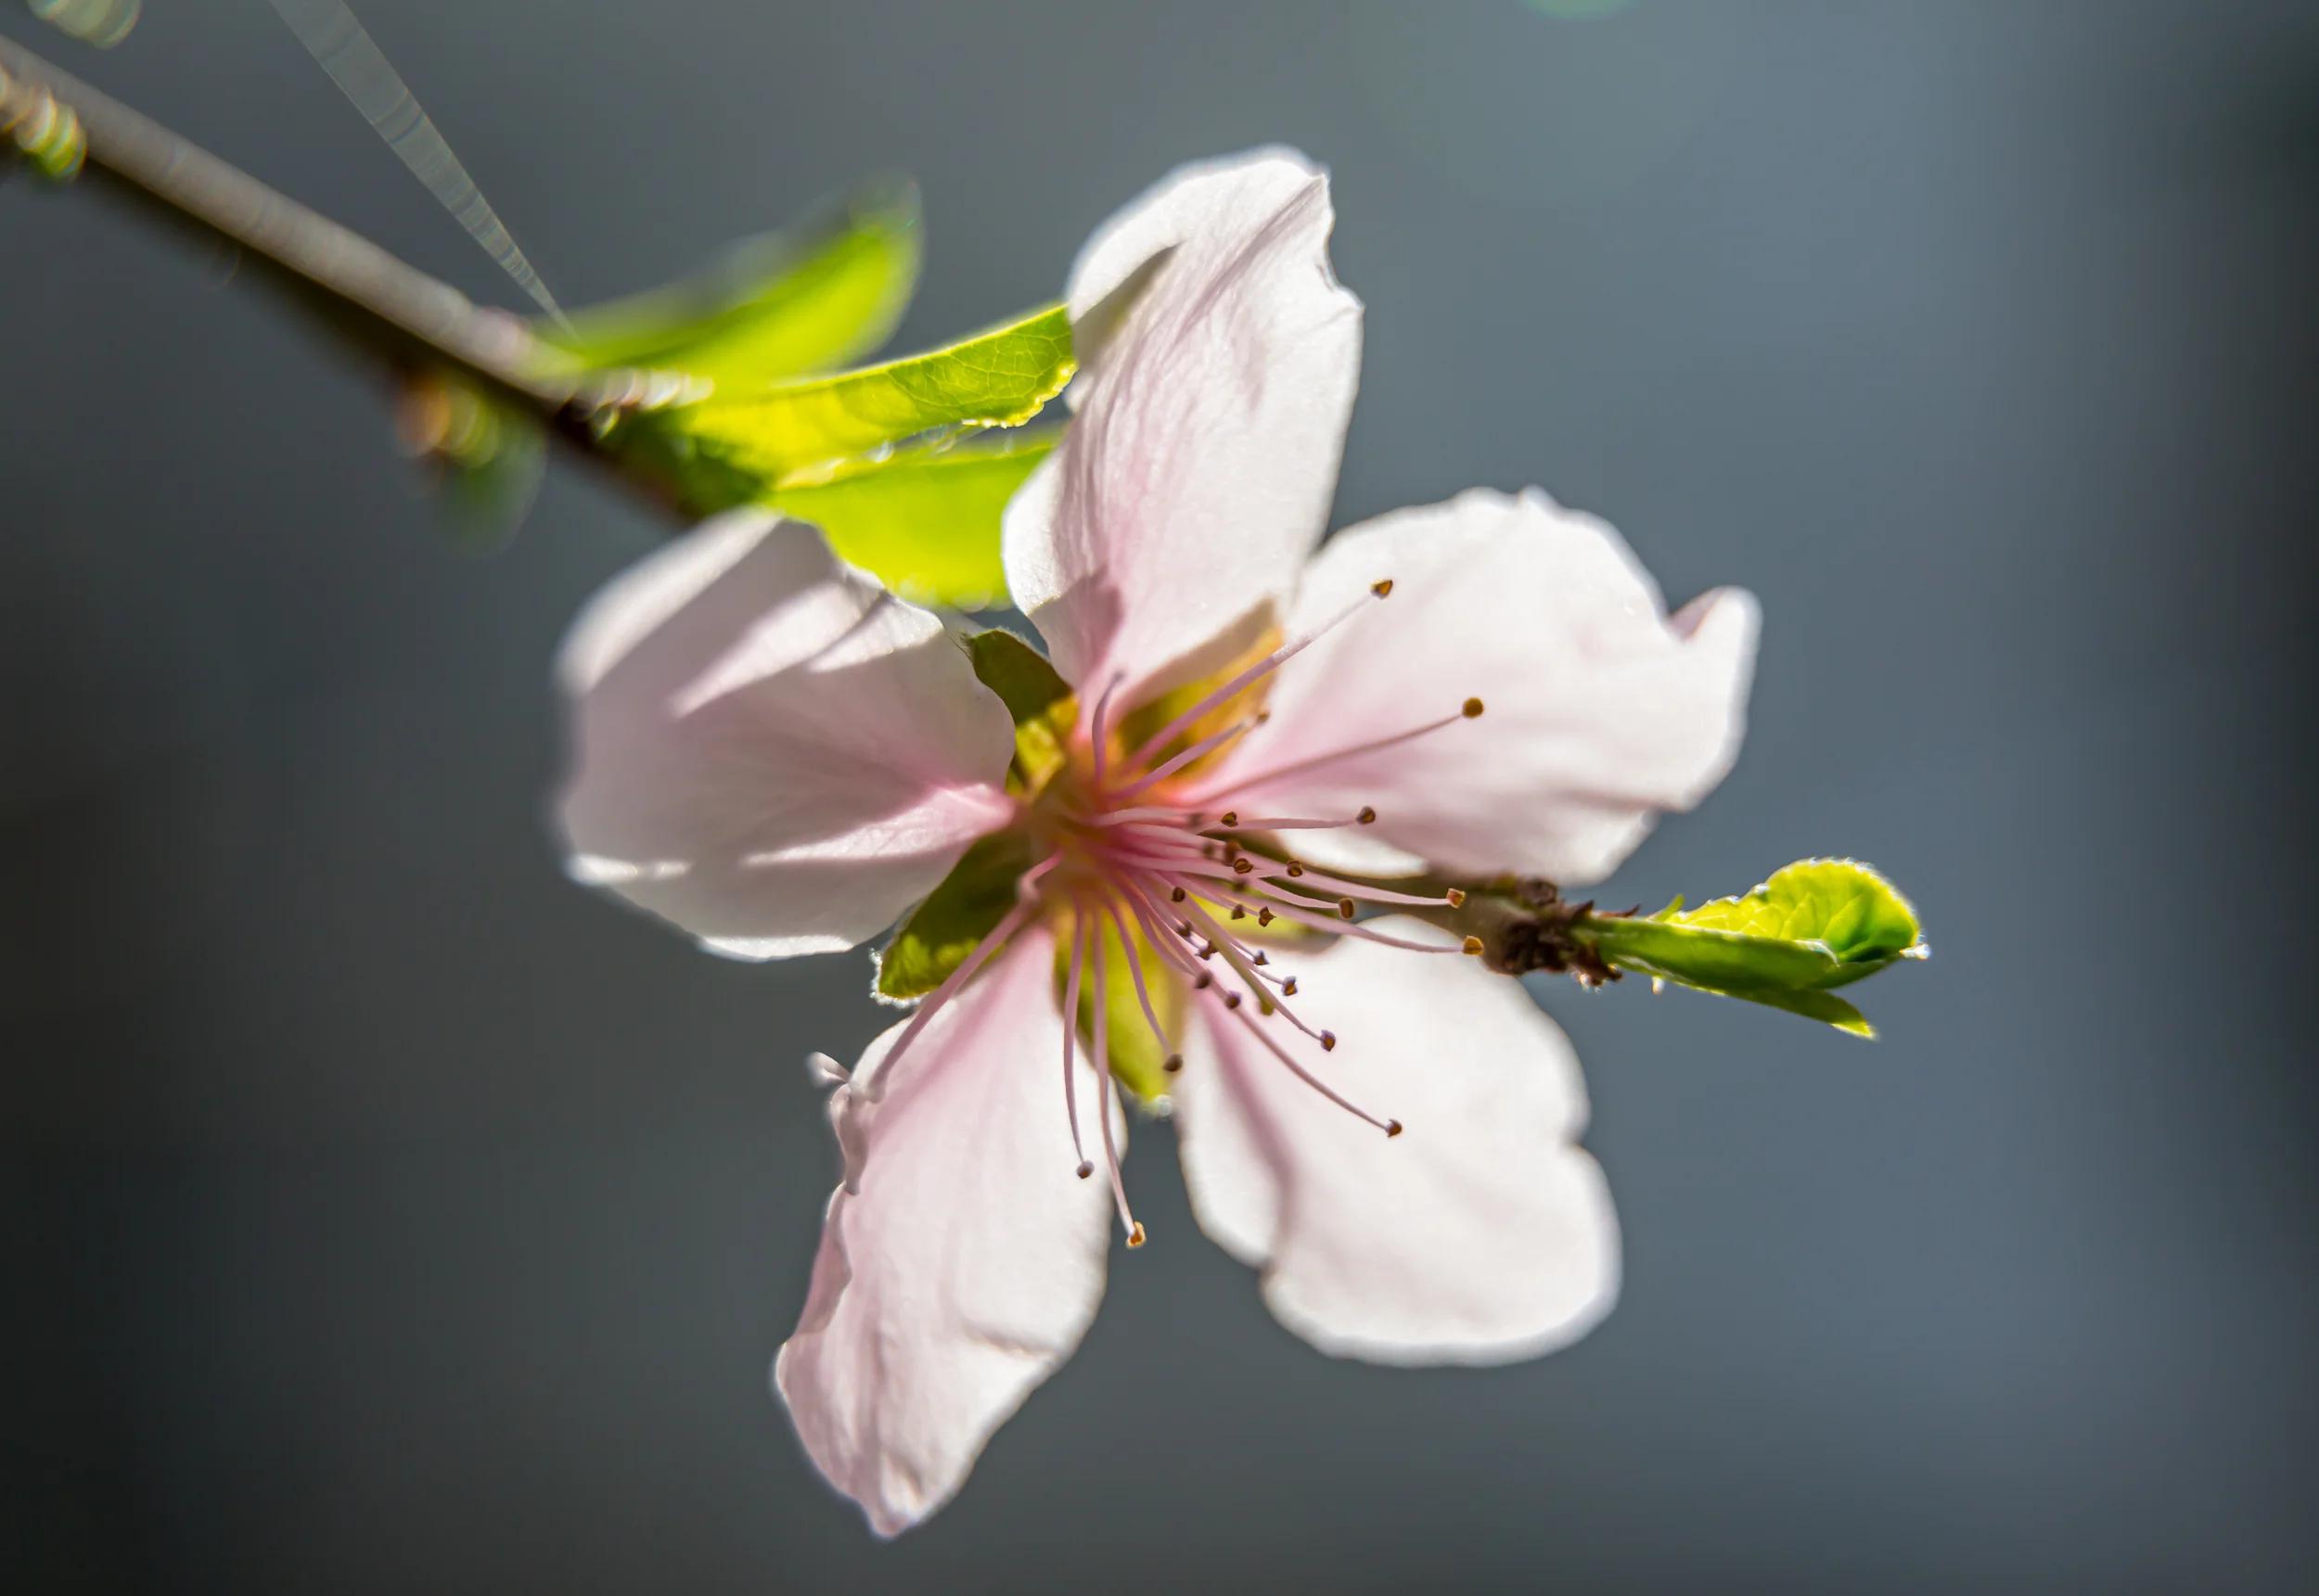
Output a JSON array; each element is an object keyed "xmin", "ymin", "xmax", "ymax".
[
  {"xmin": 1121, "ymin": 587, "xmax": 1388, "ymax": 772},
  {"xmin": 1087, "ymin": 673, "xmax": 1124, "ymax": 786},
  {"xmin": 1195, "ymin": 707, "xmax": 1477, "ymax": 804},
  {"xmin": 1108, "ymin": 713, "xmax": 1262, "ymax": 800},
  {"xmin": 1105, "ymin": 903, "xmax": 1180, "ymax": 1073},
  {"xmin": 860, "ymin": 897, "xmax": 1036, "ymax": 1102},
  {"xmin": 1060, "ymin": 915, "xmax": 1093, "ymax": 1179},
  {"xmin": 1089, "ymin": 931, "xmax": 1142, "ymax": 1245},
  {"xmin": 1203, "ymin": 981, "xmax": 1402, "ymax": 1138}
]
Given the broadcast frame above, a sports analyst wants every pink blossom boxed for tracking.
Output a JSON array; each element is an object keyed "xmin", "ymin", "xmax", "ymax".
[{"xmin": 555, "ymin": 149, "xmax": 1758, "ymax": 1536}]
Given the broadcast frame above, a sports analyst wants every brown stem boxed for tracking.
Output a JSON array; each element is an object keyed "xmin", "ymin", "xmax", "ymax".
[{"xmin": 0, "ymin": 28, "xmax": 574, "ymax": 415}]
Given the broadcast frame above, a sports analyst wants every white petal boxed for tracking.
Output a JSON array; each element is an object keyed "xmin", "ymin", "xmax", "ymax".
[
  {"xmin": 775, "ymin": 928, "xmax": 1114, "ymax": 1537},
  {"xmin": 1202, "ymin": 488, "xmax": 1758, "ymax": 885},
  {"xmin": 1174, "ymin": 919, "xmax": 1618, "ymax": 1365},
  {"xmin": 555, "ymin": 511, "xmax": 1017, "ymax": 958},
  {"xmin": 1003, "ymin": 148, "xmax": 1364, "ymax": 697}
]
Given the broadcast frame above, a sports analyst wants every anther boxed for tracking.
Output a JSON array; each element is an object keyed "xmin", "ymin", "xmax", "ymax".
[
  {"xmin": 1445, "ymin": 887, "xmax": 1467, "ymax": 908},
  {"xmin": 1337, "ymin": 898, "xmax": 1356, "ymax": 919},
  {"xmin": 1252, "ymin": 951, "xmax": 1269, "ymax": 965},
  {"xmin": 1282, "ymin": 978, "xmax": 1298, "ymax": 996},
  {"xmin": 1233, "ymin": 857, "xmax": 1255, "ymax": 875},
  {"xmin": 1176, "ymin": 920, "xmax": 1194, "ymax": 938},
  {"xmin": 1171, "ymin": 887, "xmax": 1186, "ymax": 903},
  {"xmin": 1320, "ymin": 1031, "xmax": 1338, "ymax": 1052},
  {"xmin": 1258, "ymin": 907, "xmax": 1275, "ymax": 926},
  {"xmin": 1463, "ymin": 936, "xmax": 1485, "ymax": 955},
  {"xmin": 1371, "ymin": 579, "xmax": 1394, "ymax": 597},
  {"xmin": 1164, "ymin": 1054, "xmax": 1184, "ymax": 1074},
  {"xmin": 1128, "ymin": 1223, "xmax": 1147, "ymax": 1248},
  {"xmin": 1462, "ymin": 697, "xmax": 1485, "ymax": 719},
  {"xmin": 1194, "ymin": 972, "xmax": 1213, "ymax": 990},
  {"xmin": 1385, "ymin": 1120, "xmax": 1404, "ymax": 1138},
  {"xmin": 1230, "ymin": 905, "xmax": 1248, "ymax": 921},
  {"xmin": 1224, "ymin": 991, "xmax": 1242, "ymax": 1010},
  {"xmin": 1287, "ymin": 862, "xmax": 1305, "ymax": 877},
  {"xmin": 1219, "ymin": 811, "xmax": 1238, "ymax": 827},
  {"xmin": 1357, "ymin": 807, "xmax": 1377, "ymax": 824},
  {"xmin": 1077, "ymin": 1161, "xmax": 1095, "ymax": 1180}
]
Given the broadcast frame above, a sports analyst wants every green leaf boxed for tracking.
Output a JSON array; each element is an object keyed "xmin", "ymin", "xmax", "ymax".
[
  {"xmin": 966, "ymin": 626, "xmax": 1071, "ymax": 723},
  {"xmin": 964, "ymin": 625, "xmax": 1076, "ymax": 792},
  {"xmin": 771, "ymin": 429, "xmax": 1054, "ymax": 607},
  {"xmin": 531, "ymin": 179, "xmax": 921, "ymax": 389},
  {"xmin": 1583, "ymin": 859, "xmax": 1925, "ymax": 1038},
  {"xmin": 875, "ymin": 829, "xmax": 1036, "ymax": 1002},
  {"xmin": 626, "ymin": 302, "xmax": 1074, "ymax": 491}
]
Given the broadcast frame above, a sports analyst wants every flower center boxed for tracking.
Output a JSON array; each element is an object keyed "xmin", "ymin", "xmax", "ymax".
[{"xmin": 868, "ymin": 580, "xmax": 1492, "ymax": 1248}]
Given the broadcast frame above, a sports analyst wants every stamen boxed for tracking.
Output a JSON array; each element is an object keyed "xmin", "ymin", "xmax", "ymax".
[
  {"xmin": 1059, "ymin": 916, "xmax": 1092, "ymax": 1175},
  {"xmin": 1463, "ymin": 936, "xmax": 1485, "ymax": 955},
  {"xmin": 1209, "ymin": 988, "xmax": 1402, "ymax": 1138},
  {"xmin": 1106, "ymin": 903, "xmax": 1176, "ymax": 1066},
  {"xmin": 1088, "ymin": 673, "xmax": 1125, "ymax": 785},
  {"xmin": 1358, "ymin": 807, "xmax": 1377, "ymax": 824},
  {"xmin": 1110, "ymin": 714, "xmax": 1262, "ymax": 800},
  {"xmin": 1207, "ymin": 814, "xmax": 1365, "ymax": 832},
  {"xmin": 1016, "ymin": 852, "xmax": 1063, "ymax": 900},
  {"xmin": 1121, "ymin": 587, "xmax": 1390, "ymax": 773},
  {"xmin": 1090, "ymin": 932, "xmax": 1141, "ymax": 1245},
  {"xmin": 1197, "ymin": 709, "xmax": 1477, "ymax": 804},
  {"xmin": 860, "ymin": 898, "xmax": 1036, "ymax": 1100},
  {"xmin": 1254, "ymin": 862, "xmax": 1461, "ymax": 912}
]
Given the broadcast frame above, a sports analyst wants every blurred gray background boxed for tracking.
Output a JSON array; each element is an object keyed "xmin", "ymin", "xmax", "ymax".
[{"xmin": 6, "ymin": 2, "xmax": 2317, "ymax": 1590}]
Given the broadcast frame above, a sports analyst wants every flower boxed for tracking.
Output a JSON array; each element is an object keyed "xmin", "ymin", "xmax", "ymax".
[{"xmin": 554, "ymin": 148, "xmax": 1758, "ymax": 1537}]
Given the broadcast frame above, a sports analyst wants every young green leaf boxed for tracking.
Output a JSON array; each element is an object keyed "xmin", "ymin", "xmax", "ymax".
[
  {"xmin": 875, "ymin": 830, "xmax": 1038, "ymax": 1002},
  {"xmin": 964, "ymin": 626, "xmax": 1076, "ymax": 792},
  {"xmin": 1582, "ymin": 859, "xmax": 1926, "ymax": 1037},
  {"xmin": 628, "ymin": 302, "xmax": 1073, "ymax": 488},
  {"xmin": 531, "ymin": 179, "xmax": 922, "ymax": 389},
  {"xmin": 770, "ymin": 429, "xmax": 1055, "ymax": 607}
]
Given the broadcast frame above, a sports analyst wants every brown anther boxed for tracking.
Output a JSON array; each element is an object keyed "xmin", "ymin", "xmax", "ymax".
[
  {"xmin": 1194, "ymin": 972, "xmax": 1213, "ymax": 989},
  {"xmin": 1171, "ymin": 887, "xmax": 1186, "ymax": 903},
  {"xmin": 1252, "ymin": 951, "xmax": 1269, "ymax": 965},
  {"xmin": 1385, "ymin": 1120, "xmax": 1404, "ymax": 1138},
  {"xmin": 1223, "ymin": 991, "xmax": 1242, "ymax": 1010},
  {"xmin": 1445, "ymin": 887, "xmax": 1467, "ymax": 908},
  {"xmin": 1219, "ymin": 811, "xmax": 1238, "ymax": 827},
  {"xmin": 1287, "ymin": 862, "xmax": 1305, "ymax": 877},
  {"xmin": 1230, "ymin": 905, "xmax": 1248, "ymax": 921},
  {"xmin": 1357, "ymin": 807, "xmax": 1377, "ymax": 824},
  {"xmin": 1337, "ymin": 898, "xmax": 1356, "ymax": 919},
  {"xmin": 1371, "ymin": 578, "xmax": 1394, "ymax": 597},
  {"xmin": 1462, "ymin": 936, "xmax": 1485, "ymax": 955},
  {"xmin": 1076, "ymin": 1161, "xmax": 1095, "ymax": 1180},
  {"xmin": 1176, "ymin": 920, "xmax": 1194, "ymax": 938},
  {"xmin": 1256, "ymin": 710, "xmax": 1272, "ymax": 723},
  {"xmin": 1320, "ymin": 1030, "xmax": 1337, "ymax": 1052},
  {"xmin": 1163, "ymin": 1054, "xmax": 1184, "ymax": 1074},
  {"xmin": 1198, "ymin": 944, "xmax": 1218, "ymax": 962},
  {"xmin": 1282, "ymin": 977, "xmax": 1298, "ymax": 996},
  {"xmin": 1233, "ymin": 857, "xmax": 1255, "ymax": 875},
  {"xmin": 1127, "ymin": 1223, "xmax": 1147, "ymax": 1248},
  {"xmin": 1462, "ymin": 697, "xmax": 1485, "ymax": 719},
  {"xmin": 1258, "ymin": 907, "xmax": 1275, "ymax": 927}
]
